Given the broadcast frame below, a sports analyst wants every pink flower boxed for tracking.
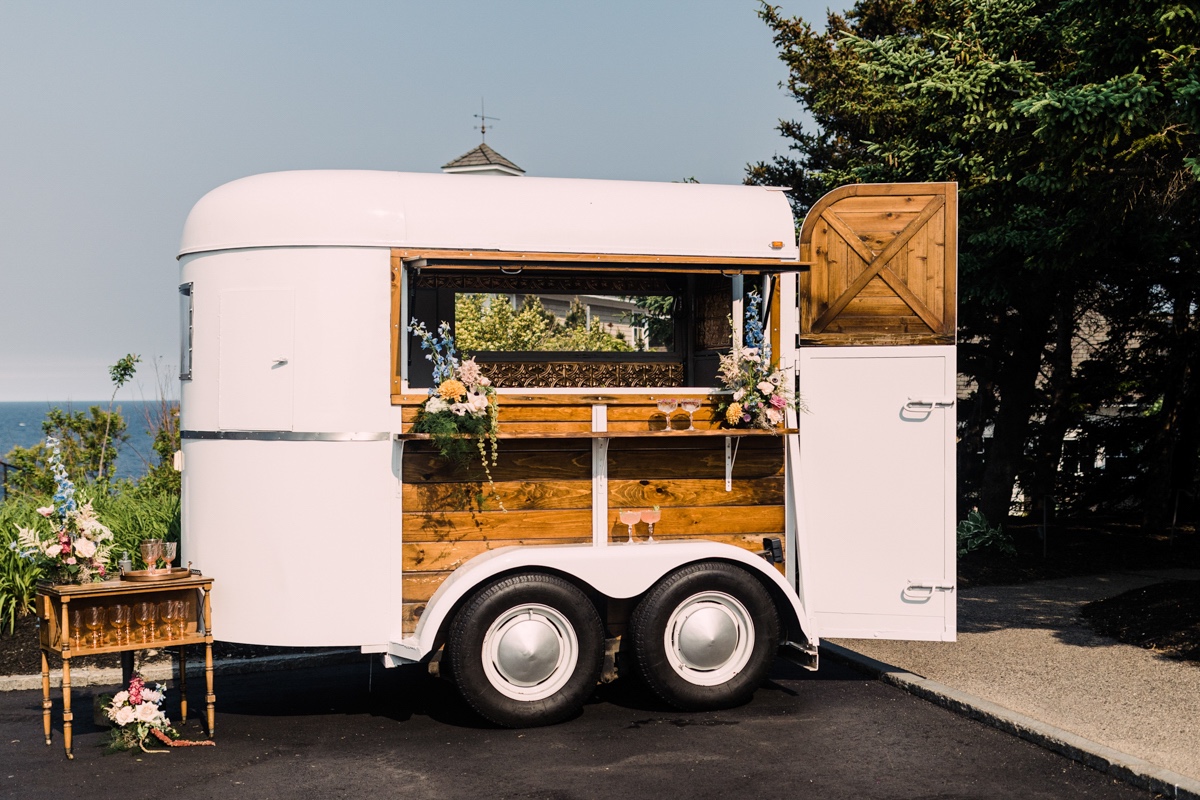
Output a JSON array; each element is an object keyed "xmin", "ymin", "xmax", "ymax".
[
  {"xmin": 769, "ymin": 394, "xmax": 787, "ymax": 409},
  {"xmin": 65, "ymin": 557, "xmax": 76, "ymax": 565},
  {"xmin": 37, "ymin": 506, "xmax": 54, "ymax": 517},
  {"xmin": 74, "ymin": 538, "xmax": 97, "ymax": 558},
  {"xmin": 45, "ymin": 544, "xmax": 63, "ymax": 558},
  {"xmin": 113, "ymin": 706, "xmax": 135, "ymax": 726}
]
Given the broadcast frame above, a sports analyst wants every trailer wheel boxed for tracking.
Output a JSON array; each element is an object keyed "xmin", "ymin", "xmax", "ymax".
[
  {"xmin": 446, "ymin": 573, "xmax": 604, "ymax": 727},
  {"xmin": 629, "ymin": 562, "xmax": 780, "ymax": 711}
]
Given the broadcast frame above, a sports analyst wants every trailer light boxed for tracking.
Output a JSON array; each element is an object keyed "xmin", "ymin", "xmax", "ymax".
[{"xmin": 770, "ymin": 241, "xmax": 784, "ymax": 249}]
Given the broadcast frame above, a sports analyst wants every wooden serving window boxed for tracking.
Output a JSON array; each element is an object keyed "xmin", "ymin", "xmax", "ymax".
[{"xmin": 399, "ymin": 267, "xmax": 734, "ymax": 390}]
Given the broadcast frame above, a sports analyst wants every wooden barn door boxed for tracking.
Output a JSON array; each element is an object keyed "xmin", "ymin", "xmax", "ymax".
[
  {"xmin": 800, "ymin": 183, "xmax": 955, "ymax": 346},
  {"xmin": 794, "ymin": 183, "xmax": 957, "ymax": 642}
]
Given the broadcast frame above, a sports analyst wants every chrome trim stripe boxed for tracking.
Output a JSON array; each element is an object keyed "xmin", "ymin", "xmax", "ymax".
[{"xmin": 181, "ymin": 430, "xmax": 391, "ymax": 442}]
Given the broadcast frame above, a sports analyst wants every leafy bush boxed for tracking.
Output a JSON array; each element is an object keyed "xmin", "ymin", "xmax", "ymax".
[
  {"xmin": 956, "ymin": 510, "xmax": 1017, "ymax": 557},
  {"xmin": 0, "ymin": 486, "xmax": 180, "ymax": 634}
]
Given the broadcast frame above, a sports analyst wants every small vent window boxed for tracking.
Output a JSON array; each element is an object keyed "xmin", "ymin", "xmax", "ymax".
[{"xmin": 179, "ymin": 283, "xmax": 193, "ymax": 380}]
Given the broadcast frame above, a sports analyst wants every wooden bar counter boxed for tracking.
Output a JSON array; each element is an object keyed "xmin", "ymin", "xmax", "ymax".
[{"xmin": 36, "ymin": 575, "xmax": 215, "ymax": 759}]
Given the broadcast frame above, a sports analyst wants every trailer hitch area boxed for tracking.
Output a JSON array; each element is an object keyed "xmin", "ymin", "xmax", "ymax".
[{"xmin": 757, "ymin": 537, "xmax": 784, "ymax": 564}]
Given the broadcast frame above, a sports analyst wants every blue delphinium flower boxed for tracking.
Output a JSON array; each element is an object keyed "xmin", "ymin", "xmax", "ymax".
[
  {"xmin": 46, "ymin": 437, "xmax": 76, "ymax": 516},
  {"xmin": 743, "ymin": 290, "xmax": 771, "ymax": 365}
]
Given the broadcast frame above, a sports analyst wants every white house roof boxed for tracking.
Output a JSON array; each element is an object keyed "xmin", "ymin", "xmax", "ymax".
[{"xmin": 178, "ymin": 170, "xmax": 798, "ymax": 260}]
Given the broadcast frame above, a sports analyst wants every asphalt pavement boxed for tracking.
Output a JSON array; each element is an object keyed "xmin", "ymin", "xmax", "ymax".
[{"xmin": 2, "ymin": 658, "xmax": 1153, "ymax": 800}]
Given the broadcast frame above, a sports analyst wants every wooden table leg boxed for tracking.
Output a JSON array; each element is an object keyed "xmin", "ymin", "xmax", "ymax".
[
  {"xmin": 61, "ymin": 657, "xmax": 73, "ymax": 759},
  {"xmin": 178, "ymin": 645, "xmax": 188, "ymax": 721},
  {"xmin": 41, "ymin": 651, "xmax": 51, "ymax": 746},
  {"xmin": 203, "ymin": 587, "xmax": 215, "ymax": 737}
]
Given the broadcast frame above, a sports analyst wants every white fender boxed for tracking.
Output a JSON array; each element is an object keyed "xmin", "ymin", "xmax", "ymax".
[{"xmin": 386, "ymin": 540, "xmax": 818, "ymax": 663}]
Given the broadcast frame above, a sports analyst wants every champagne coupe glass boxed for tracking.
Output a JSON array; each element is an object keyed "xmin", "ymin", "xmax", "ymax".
[
  {"xmin": 163, "ymin": 542, "xmax": 177, "ymax": 571},
  {"xmin": 680, "ymin": 399, "xmax": 702, "ymax": 431},
  {"xmin": 70, "ymin": 609, "xmax": 83, "ymax": 648},
  {"xmin": 618, "ymin": 509, "xmax": 641, "ymax": 545},
  {"xmin": 83, "ymin": 606, "xmax": 104, "ymax": 648},
  {"xmin": 640, "ymin": 508, "xmax": 661, "ymax": 543},
  {"xmin": 107, "ymin": 605, "xmax": 129, "ymax": 645},
  {"xmin": 134, "ymin": 601, "xmax": 156, "ymax": 642},
  {"xmin": 656, "ymin": 398, "xmax": 678, "ymax": 431}
]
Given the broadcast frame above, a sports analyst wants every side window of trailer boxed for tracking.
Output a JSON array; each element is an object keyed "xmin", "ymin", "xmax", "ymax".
[
  {"xmin": 405, "ymin": 271, "xmax": 732, "ymax": 389},
  {"xmin": 179, "ymin": 283, "xmax": 193, "ymax": 381}
]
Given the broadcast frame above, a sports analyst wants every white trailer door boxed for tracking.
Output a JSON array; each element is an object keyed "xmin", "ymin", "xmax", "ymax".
[
  {"xmin": 219, "ymin": 289, "xmax": 295, "ymax": 431},
  {"xmin": 798, "ymin": 345, "xmax": 956, "ymax": 641}
]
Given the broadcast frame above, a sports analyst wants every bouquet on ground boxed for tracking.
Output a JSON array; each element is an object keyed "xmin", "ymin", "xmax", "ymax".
[
  {"xmin": 12, "ymin": 437, "xmax": 113, "ymax": 584},
  {"xmin": 714, "ymin": 290, "xmax": 804, "ymax": 431},
  {"xmin": 408, "ymin": 319, "xmax": 503, "ymax": 506},
  {"xmin": 103, "ymin": 672, "xmax": 214, "ymax": 753}
]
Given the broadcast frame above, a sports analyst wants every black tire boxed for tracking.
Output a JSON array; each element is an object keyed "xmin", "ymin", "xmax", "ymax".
[
  {"xmin": 445, "ymin": 573, "xmax": 604, "ymax": 727},
  {"xmin": 628, "ymin": 561, "xmax": 780, "ymax": 711}
]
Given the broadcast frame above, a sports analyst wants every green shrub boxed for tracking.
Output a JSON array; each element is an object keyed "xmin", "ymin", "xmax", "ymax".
[{"xmin": 956, "ymin": 509, "xmax": 1017, "ymax": 557}]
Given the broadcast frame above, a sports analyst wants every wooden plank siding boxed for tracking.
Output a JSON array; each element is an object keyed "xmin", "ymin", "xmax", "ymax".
[
  {"xmin": 799, "ymin": 182, "xmax": 957, "ymax": 346},
  {"xmin": 399, "ymin": 430, "xmax": 787, "ymax": 634}
]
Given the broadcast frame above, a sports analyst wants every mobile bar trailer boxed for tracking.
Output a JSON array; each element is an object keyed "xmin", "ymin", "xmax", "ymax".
[{"xmin": 177, "ymin": 171, "xmax": 957, "ymax": 726}]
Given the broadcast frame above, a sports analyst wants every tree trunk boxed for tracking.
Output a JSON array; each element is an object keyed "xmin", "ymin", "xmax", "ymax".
[
  {"xmin": 979, "ymin": 300, "xmax": 1053, "ymax": 524},
  {"xmin": 1027, "ymin": 296, "xmax": 1077, "ymax": 513}
]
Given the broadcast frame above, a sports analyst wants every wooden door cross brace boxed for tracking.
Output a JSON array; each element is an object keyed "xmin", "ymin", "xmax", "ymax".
[{"xmin": 811, "ymin": 194, "xmax": 946, "ymax": 334}]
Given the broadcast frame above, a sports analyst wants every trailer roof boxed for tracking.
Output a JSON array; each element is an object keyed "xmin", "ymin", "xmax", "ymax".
[{"xmin": 178, "ymin": 170, "xmax": 799, "ymax": 261}]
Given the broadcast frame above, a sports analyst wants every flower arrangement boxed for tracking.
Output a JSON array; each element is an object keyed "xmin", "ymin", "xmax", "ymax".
[
  {"xmin": 408, "ymin": 319, "xmax": 503, "ymax": 506},
  {"xmin": 103, "ymin": 672, "xmax": 214, "ymax": 752},
  {"xmin": 13, "ymin": 437, "xmax": 113, "ymax": 584},
  {"xmin": 714, "ymin": 291, "xmax": 803, "ymax": 430},
  {"xmin": 104, "ymin": 672, "xmax": 174, "ymax": 752}
]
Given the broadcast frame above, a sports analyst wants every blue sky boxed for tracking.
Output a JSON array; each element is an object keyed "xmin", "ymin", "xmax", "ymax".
[{"xmin": 0, "ymin": 0, "xmax": 841, "ymax": 402}]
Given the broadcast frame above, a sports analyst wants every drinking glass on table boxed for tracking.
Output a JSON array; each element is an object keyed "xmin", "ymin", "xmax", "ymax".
[
  {"xmin": 679, "ymin": 399, "xmax": 702, "ymax": 431},
  {"xmin": 140, "ymin": 540, "xmax": 163, "ymax": 571},
  {"xmin": 83, "ymin": 607, "xmax": 104, "ymax": 648},
  {"xmin": 163, "ymin": 542, "xmax": 177, "ymax": 571},
  {"xmin": 656, "ymin": 398, "xmax": 678, "ymax": 429},
  {"xmin": 618, "ymin": 509, "xmax": 641, "ymax": 545},
  {"xmin": 107, "ymin": 604, "xmax": 130, "ymax": 645},
  {"xmin": 70, "ymin": 609, "xmax": 83, "ymax": 648},
  {"xmin": 640, "ymin": 508, "xmax": 661, "ymax": 543},
  {"xmin": 134, "ymin": 601, "xmax": 156, "ymax": 642}
]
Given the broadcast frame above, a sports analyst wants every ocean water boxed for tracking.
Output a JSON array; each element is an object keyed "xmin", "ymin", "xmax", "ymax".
[{"xmin": 0, "ymin": 401, "xmax": 167, "ymax": 483}]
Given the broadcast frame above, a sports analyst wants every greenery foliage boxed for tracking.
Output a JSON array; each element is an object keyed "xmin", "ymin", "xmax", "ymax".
[
  {"xmin": 750, "ymin": 0, "xmax": 1199, "ymax": 526},
  {"xmin": 454, "ymin": 294, "xmax": 642, "ymax": 352},
  {"xmin": 956, "ymin": 510, "xmax": 1017, "ymax": 557}
]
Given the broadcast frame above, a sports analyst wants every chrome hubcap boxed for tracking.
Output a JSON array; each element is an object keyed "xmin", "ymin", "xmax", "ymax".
[
  {"xmin": 482, "ymin": 604, "xmax": 578, "ymax": 700},
  {"xmin": 663, "ymin": 591, "xmax": 754, "ymax": 686}
]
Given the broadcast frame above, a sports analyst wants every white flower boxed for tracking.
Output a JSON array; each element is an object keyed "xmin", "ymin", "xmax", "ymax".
[
  {"xmin": 73, "ymin": 537, "xmax": 97, "ymax": 558},
  {"xmin": 36, "ymin": 506, "xmax": 54, "ymax": 517},
  {"xmin": 424, "ymin": 397, "xmax": 449, "ymax": 414},
  {"xmin": 141, "ymin": 689, "xmax": 161, "ymax": 704},
  {"xmin": 467, "ymin": 392, "xmax": 489, "ymax": 412},
  {"xmin": 733, "ymin": 388, "xmax": 745, "ymax": 401},
  {"xmin": 756, "ymin": 381, "xmax": 775, "ymax": 395},
  {"xmin": 450, "ymin": 403, "xmax": 470, "ymax": 416},
  {"xmin": 112, "ymin": 690, "xmax": 129, "ymax": 706},
  {"xmin": 114, "ymin": 706, "xmax": 135, "ymax": 726},
  {"xmin": 766, "ymin": 408, "xmax": 783, "ymax": 425},
  {"xmin": 134, "ymin": 703, "xmax": 160, "ymax": 723},
  {"xmin": 479, "ymin": 376, "xmax": 491, "ymax": 387},
  {"xmin": 45, "ymin": 544, "xmax": 62, "ymax": 558}
]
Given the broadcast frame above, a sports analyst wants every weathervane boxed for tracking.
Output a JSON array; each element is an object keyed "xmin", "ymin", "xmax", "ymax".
[{"xmin": 474, "ymin": 98, "xmax": 499, "ymax": 142}]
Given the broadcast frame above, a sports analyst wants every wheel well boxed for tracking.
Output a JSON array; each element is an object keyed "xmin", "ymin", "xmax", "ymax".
[
  {"xmin": 425, "ymin": 566, "xmax": 609, "ymax": 656},
  {"xmin": 422, "ymin": 558, "xmax": 808, "ymax": 659}
]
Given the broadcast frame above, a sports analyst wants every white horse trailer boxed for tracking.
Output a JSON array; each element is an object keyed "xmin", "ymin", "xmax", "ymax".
[{"xmin": 177, "ymin": 171, "xmax": 957, "ymax": 726}]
